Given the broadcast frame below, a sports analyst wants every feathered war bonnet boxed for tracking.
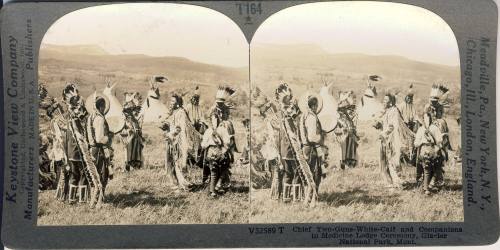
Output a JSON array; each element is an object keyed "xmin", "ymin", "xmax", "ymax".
[
  {"xmin": 215, "ymin": 85, "xmax": 236, "ymax": 103},
  {"xmin": 275, "ymin": 82, "xmax": 293, "ymax": 104},
  {"xmin": 63, "ymin": 82, "xmax": 88, "ymax": 118},
  {"xmin": 407, "ymin": 83, "xmax": 414, "ymax": 97},
  {"xmin": 192, "ymin": 85, "xmax": 200, "ymax": 98},
  {"xmin": 429, "ymin": 84, "xmax": 449, "ymax": 104},
  {"xmin": 39, "ymin": 82, "xmax": 49, "ymax": 100},
  {"xmin": 62, "ymin": 82, "xmax": 80, "ymax": 102}
]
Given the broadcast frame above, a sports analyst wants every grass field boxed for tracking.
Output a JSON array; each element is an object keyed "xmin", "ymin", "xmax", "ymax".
[
  {"xmin": 250, "ymin": 119, "xmax": 463, "ymax": 223},
  {"xmin": 37, "ymin": 124, "xmax": 249, "ymax": 225},
  {"xmin": 250, "ymin": 162, "xmax": 463, "ymax": 223}
]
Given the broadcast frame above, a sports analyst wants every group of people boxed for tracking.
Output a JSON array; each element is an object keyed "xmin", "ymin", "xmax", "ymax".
[
  {"xmin": 377, "ymin": 84, "xmax": 453, "ymax": 195},
  {"xmin": 159, "ymin": 85, "xmax": 239, "ymax": 197},
  {"xmin": 39, "ymin": 82, "xmax": 115, "ymax": 207},
  {"xmin": 39, "ymin": 77, "xmax": 241, "ymax": 208},
  {"xmin": 255, "ymin": 80, "xmax": 456, "ymax": 206},
  {"xmin": 255, "ymin": 83, "xmax": 327, "ymax": 205},
  {"xmin": 38, "ymin": 75, "xmax": 456, "ymax": 207}
]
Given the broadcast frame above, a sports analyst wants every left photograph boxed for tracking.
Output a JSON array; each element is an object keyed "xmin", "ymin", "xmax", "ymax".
[{"xmin": 37, "ymin": 3, "xmax": 250, "ymax": 225}]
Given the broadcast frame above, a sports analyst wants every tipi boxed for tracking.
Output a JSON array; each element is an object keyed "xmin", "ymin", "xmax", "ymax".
[
  {"xmin": 357, "ymin": 79, "xmax": 383, "ymax": 121},
  {"xmin": 85, "ymin": 78, "xmax": 125, "ymax": 133},
  {"xmin": 140, "ymin": 76, "xmax": 170, "ymax": 123},
  {"xmin": 317, "ymin": 83, "xmax": 338, "ymax": 133}
]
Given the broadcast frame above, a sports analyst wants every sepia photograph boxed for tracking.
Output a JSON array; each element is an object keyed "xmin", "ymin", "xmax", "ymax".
[
  {"xmin": 2, "ymin": 0, "xmax": 499, "ymax": 248},
  {"xmin": 37, "ymin": 3, "xmax": 250, "ymax": 225},
  {"xmin": 36, "ymin": 0, "xmax": 464, "ymax": 226},
  {"xmin": 249, "ymin": 1, "xmax": 463, "ymax": 223}
]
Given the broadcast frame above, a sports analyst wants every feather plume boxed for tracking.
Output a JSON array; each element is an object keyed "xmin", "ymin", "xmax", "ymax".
[
  {"xmin": 369, "ymin": 75, "xmax": 381, "ymax": 81},
  {"xmin": 224, "ymin": 86, "xmax": 236, "ymax": 96}
]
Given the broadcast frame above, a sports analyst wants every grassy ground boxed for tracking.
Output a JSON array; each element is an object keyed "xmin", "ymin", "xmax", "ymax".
[
  {"xmin": 250, "ymin": 163, "xmax": 463, "ymax": 223},
  {"xmin": 38, "ymin": 124, "xmax": 249, "ymax": 225},
  {"xmin": 249, "ymin": 119, "xmax": 463, "ymax": 223},
  {"xmin": 38, "ymin": 166, "xmax": 249, "ymax": 225},
  {"xmin": 38, "ymin": 104, "xmax": 461, "ymax": 225}
]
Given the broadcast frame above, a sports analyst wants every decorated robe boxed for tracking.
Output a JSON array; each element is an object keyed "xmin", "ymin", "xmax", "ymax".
[
  {"xmin": 379, "ymin": 106, "xmax": 414, "ymax": 186},
  {"xmin": 121, "ymin": 115, "xmax": 144, "ymax": 164}
]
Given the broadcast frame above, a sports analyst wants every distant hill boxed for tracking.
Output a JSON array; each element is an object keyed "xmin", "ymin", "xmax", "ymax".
[
  {"xmin": 39, "ymin": 44, "xmax": 246, "ymax": 79},
  {"xmin": 250, "ymin": 43, "xmax": 461, "ymax": 105},
  {"xmin": 38, "ymin": 44, "xmax": 248, "ymax": 98},
  {"xmin": 250, "ymin": 44, "xmax": 460, "ymax": 116},
  {"xmin": 252, "ymin": 43, "xmax": 330, "ymax": 58},
  {"xmin": 251, "ymin": 43, "xmax": 459, "ymax": 82},
  {"xmin": 38, "ymin": 43, "xmax": 460, "ymax": 116},
  {"xmin": 41, "ymin": 44, "xmax": 110, "ymax": 56}
]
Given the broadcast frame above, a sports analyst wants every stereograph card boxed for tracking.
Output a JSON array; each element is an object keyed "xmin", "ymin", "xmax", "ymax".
[{"xmin": 0, "ymin": 0, "xmax": 498, "ymax": 248}]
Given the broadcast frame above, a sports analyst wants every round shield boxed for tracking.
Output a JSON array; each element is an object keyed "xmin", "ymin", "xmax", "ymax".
[
  {"xmin": 106, "ymin": 113, "xmax": 126, "ymax": 134},
  {"xmin": 356, "ymin": 96, "xmax": 383, "ymax": 121},
  {"xmin": 317, "ymin": 85, "xmax": 338, "ymax": 133}
]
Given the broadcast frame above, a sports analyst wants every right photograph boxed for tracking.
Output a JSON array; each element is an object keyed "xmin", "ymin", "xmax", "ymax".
[{"xmin": 249, "ymin": 1, "xmax": 462, "ymax": 222}]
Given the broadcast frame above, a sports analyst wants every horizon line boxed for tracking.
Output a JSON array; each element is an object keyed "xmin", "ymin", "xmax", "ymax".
[{"xmin": 41, "ymin": 42, "xmax": 460, "ymax": 68}]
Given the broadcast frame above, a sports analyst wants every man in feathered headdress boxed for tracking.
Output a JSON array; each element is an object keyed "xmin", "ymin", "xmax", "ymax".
[
  {"xmin": 202, "ymin": 85, "xmax": 237, "ymax": 196},
  {"xmin": 38, "ymin": 83, "xmax": 63, "ymax": 190},
  {"xmin": 61, "ymin": 82, "xmax": 89, "ymax": 203},
  {"xmin": 209, "ymin": 86, "xmax": 236, "ymax": 129},
  {"xmin": 38, "ymin": 83, "xmax": 70, "ymax": 198},
  {"xmin": 274, "ymin": 83, "xmax": 302, "ymax": 202},
  {"xmin": 418, "ymin": 84, "xmax": 451, "ymax": 190},
  {"xmin": 414, "ymin": 105, "xmax": 445, "ymax": 195},
  {"xmin": 249, "ymin": 86, "xmax": 281, "ymax": 198},
  {"xmin": 39, "ymin": 83, "xmax": 59, "ymax": 121}
]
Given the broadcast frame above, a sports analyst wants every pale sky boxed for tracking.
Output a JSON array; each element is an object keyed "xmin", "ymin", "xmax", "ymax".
[
  {"xmin": 252, "ymin": 1, "xmax": 460, "ymax": 66},
  {"xmin": 42, "ymin": 3, "xmax": 249, "ymax": 67},
  {"xmin": 43, "ymin": 2, "xmax": 460, "ymax": 67}
]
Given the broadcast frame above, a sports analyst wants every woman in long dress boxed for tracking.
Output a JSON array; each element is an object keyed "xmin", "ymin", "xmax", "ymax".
[
  {"xmin": 335, "ymin": 102, "xmax": 359, "ymax": 169},
  {"xmin": 120, "ymin": 102, "xmax": 144, "ymax": 171}
]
